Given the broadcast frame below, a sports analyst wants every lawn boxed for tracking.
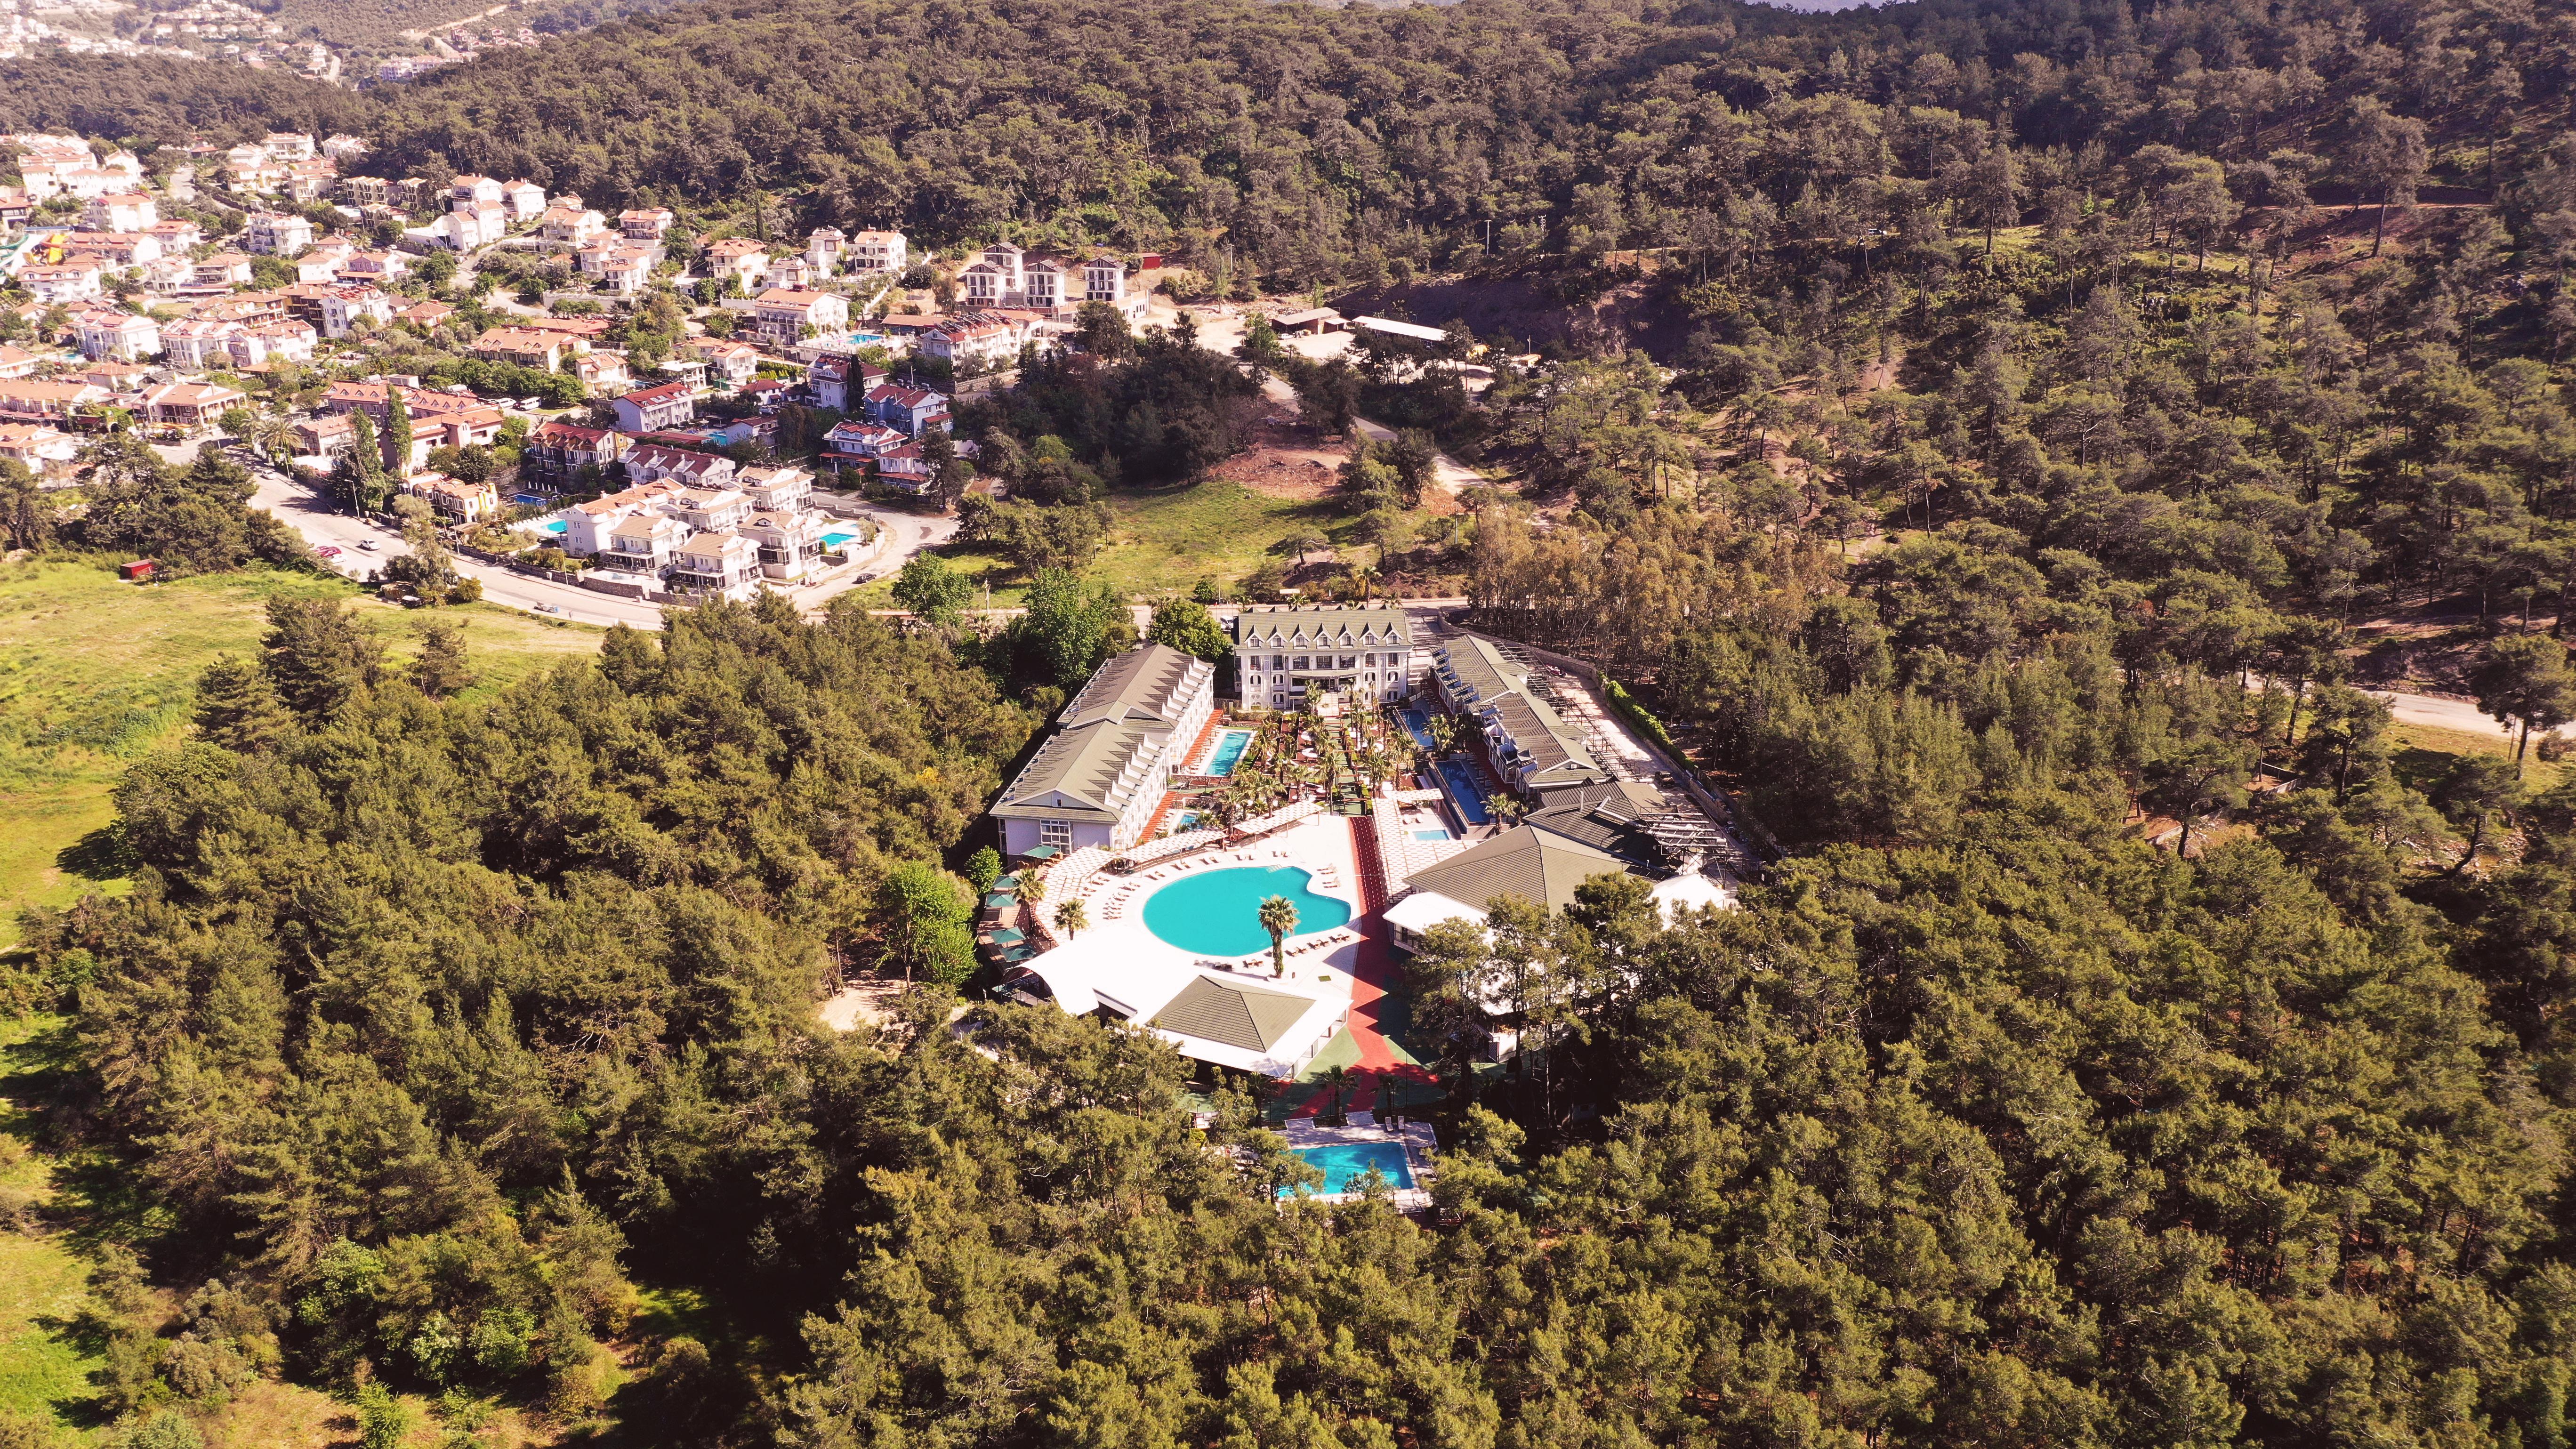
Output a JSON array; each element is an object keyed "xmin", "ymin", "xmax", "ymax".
[
  {"xmin": 0, "ymin": 559, "xmax": 603, "ymax": 947},
  {"xmin": 2388, "ymin": 719, "xmax": 2568, "ymax": 794},
  {"xmin": 0, "ymin": 1015, "xmax": 96, "ymax": 1435},
  {"xmin": 854, "ymin": 478, "xmax": 1357, "ymax": 609}
]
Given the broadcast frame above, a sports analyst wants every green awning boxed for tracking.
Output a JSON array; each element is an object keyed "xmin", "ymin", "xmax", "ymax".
[
  {"xmin": 987, "ymin": 927, "xmax": 1025, "ymax": 943},
  {"xmin": 983, "ymin": 893, "xmax": 1017, "ymax": 911},
  {"xmin": 1022, "ymin": 845, "xmax": 1061, "ymax": 860}
]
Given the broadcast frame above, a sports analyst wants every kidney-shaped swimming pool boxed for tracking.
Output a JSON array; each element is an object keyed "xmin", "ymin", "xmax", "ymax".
[{"xmin": 1141, "ymin": 866, "xmax": 1352, "ymax": 957}]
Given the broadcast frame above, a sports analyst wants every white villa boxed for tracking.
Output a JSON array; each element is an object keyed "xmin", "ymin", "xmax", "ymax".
[{"xmin": 988, "ymin": 643, "xmax": 1216, "ymax": 856}]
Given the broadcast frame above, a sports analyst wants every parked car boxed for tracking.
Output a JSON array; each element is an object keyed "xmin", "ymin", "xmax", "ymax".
[{"xmin": 357, "ymin": 539, "xmax": 378, "ymax": 551}]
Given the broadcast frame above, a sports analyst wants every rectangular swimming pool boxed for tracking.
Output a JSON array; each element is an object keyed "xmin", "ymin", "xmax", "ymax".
[
  {"xmin": 1400, "ymin": 707, "xmax": 1438, "ymax": 750},
  {"xmin": 1283, "ymin": 1139, "xmax": 1414, "ymax": 1197},
  {"xmin": 1413, "ymin": 828, "xmax": 1452, "ymax": 841},
  {"xmin": 1203, "ymin": 728, "xmax": 1254, "ymax": 775},
  {"xmin": 823, "ymin": 531, "xmax": 860, "ymax": 548},
  {"xmin": 1434, "ymin": 759, "xmax": 1493, "ymax": 825}
]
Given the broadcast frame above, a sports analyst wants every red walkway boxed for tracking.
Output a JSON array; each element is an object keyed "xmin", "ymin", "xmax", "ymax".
[{"xmin": 1287, "ymin": 815, "xmax": 1438, "ymax": 1118}]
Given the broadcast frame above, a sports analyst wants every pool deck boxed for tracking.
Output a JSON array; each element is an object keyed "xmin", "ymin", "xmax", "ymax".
[
  {"xmin": 1279, "ymin": 1115, "xmax": 1438, "ymax": 1208},
  {"xmin": 1021, "ymin": 813, "xmax": 1370, "ymax": 1076}
]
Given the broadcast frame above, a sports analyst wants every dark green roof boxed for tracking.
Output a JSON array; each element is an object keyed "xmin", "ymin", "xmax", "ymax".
[{"xmin": 1150, "ymin": 975, "xmax": 1317, "ymax": 1053}]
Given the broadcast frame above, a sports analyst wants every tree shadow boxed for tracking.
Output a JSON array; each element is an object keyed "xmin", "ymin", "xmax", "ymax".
[{"xmin": 54, "ymin": 826, "xmax": 134, "ymax": 885}]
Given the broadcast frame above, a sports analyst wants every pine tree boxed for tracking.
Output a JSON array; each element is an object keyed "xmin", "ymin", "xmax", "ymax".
[
  {"xmin": 382, "ymin": 386, "xmax": 413, "ymax": 481},
  {"xmin": 407, "ymin": 622, "xmax": 474, "ymax": 698},
  {"xmin": 193, "ymin": 653, "xmax": 296, "ymax": 752}
]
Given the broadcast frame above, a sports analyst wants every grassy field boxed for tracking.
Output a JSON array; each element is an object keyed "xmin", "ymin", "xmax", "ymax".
[
  {"xmin": 857, "ymin": 479, "xmax": 1358, "ymax": 609},
  {"xmin": 2389, "ymin": 718, "xmax": 2569, "ymax": 794},
  {"xmin": 0, "ymin": 1016, "xmax": 95, "ymax": 1436},
  {"xmin": 0, "ymin": 559, "xmax": 603, "ymax": 948}
]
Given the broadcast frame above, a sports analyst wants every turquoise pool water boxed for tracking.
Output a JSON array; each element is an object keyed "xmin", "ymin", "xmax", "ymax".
[
  {"xmin": 823, "ymin": 531, "xmax": 859, "ymax": 547},
  {"xmin": 541, "ymin": 520, "xmax": 567, "ymax": 534},
  {"xmin": 1204, "ymin": 728, "xmax": 1254, "ymax": 775},
  {"xmin": 1413, "ymin": 828, "xmax": 1452, "ymax": 841},
  {"xmin": 1283, "ymin": 1140, "xmax": 1414, "ymax": 1197},
  {"xmin": 1143, "ymin": 866, "xmax": 1351, "ymax": 956}
]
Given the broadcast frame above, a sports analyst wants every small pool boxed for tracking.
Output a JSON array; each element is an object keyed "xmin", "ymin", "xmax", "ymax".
[
  {"xmin": 1434, "ymin": 759, "xmax": 1493, "ymax": 826},
  {"xmin": 514, "ymin": 492, "xmax": 550, "ymax": 507},
  {"xmin": 823, "ymin": 531, "xmax": 860, "ymax": 548},
  {"xmin": 1413, "ymin": 828, "xmax": 1452, "ymax": 841},
  {"xmin": 1400, "ymin": 707, "xmax": 1438, "ymax": 750},
  {"xmin": 541, "ymin": 520, "xmax": 568, "ymax": 534},
  {"xmin": 1143, "ymin": 866, "xmax": 1351, "ymax": 956},
  {"xmin": 1204, "ymin": 728, "xmax": 1254, "ymax": 776},
  {"xmin": 1170, "ymin": 810, "xmax": 1203, "ymax": 833},
  {"xmin": 1283, "ymin": 1140, "xmax": 1414, "ymax": 1197}
]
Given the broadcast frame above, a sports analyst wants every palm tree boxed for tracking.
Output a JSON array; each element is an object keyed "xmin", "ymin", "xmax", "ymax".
[
  {"xmin": 253, "ymin": 412, "xmax": 299, "ymax": 465},
  {"xmin": 1258, "ymin": 894, "xmax": 1298, "ymax": 977},
  {"xmin": 1053, "ymin": 899, "xmax": 1087, "ymax": 937},
  {"xmin": 1320, "ymin": 1064, "xmax": 1351, "ymax": 1126}
]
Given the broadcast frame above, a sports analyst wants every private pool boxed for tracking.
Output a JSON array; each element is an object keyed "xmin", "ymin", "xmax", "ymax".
[
  {"xmin": 823, "ymin": 531, "xmax": 861, "ymax": 549},
  {"xmin": 1203, "ymin": 728, "xmax": 1254, "ymax": 775},
  {"xmin": 1413, "ymin": 828, "xmax": 1453, "ymax": 841},
  {"xmin": 1143, "ymin": 866, "xmax": 1351, "ymax": 957},
  {"xmin": 1400, "ymin": 707, "xmax": 1438, "ymax": 750},
  {"xmin": 1434, "ymin": 759, "xmax": 1494, "ymax": 826},
  {"xmin": 540, "ymin": 520, "xmax": 568, "ymax": 534},
  {"xmin": 1283, "ymin": 1140, "xmax": 1414, "ymax": 1197}
]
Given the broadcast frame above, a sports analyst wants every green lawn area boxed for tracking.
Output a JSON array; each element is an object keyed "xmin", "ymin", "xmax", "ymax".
[
  {"xmin": 0, "ymin": 559, "xmax": 603, "ymax": 947},
  {"xmin": 856, "ymin": 479, "xmax": 1357, "ymax": 609},
  {"xmin": 2389, "ymin": 719, "xmax": 2568, "ymax": 794}
]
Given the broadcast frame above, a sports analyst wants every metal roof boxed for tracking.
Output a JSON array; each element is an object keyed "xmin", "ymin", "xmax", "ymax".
[{"xmin": 1150, "ymin": 975, "xmax": 1317, "ymax": 1054}]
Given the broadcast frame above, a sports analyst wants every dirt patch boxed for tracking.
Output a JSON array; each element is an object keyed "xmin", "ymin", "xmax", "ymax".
[{"xmin": 820, "ymin": 979, "xmax": 908, "ymax": 1033}]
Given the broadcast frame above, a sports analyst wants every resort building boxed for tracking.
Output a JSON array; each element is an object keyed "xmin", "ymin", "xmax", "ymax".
[
  {"xmin": 1425, "ymin": 633, "xmax": 1614, "ymax": 800},
  {"xmin": 1233, "ymin": 604, "xmax": 1417, "ymax": 710},
  {"xmin": 988, "ymin": 643, "xmax": 1216, "ymax": 856},
  {"xmin": 1383, "ymin": 783, "xmax": 1735, "ymax": 953}
]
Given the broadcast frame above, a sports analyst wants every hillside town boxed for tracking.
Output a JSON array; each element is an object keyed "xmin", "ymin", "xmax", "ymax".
[{"xmin": 0, "ymin": 128, "xmax": 1177, "ymax": 607}]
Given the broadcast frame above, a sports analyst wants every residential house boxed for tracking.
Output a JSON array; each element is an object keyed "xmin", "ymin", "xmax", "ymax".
[
  {"xmin": 141, "ymin": 380, "xmax": 247, "ymax": 431},
  {"xmin": 572, "ymin": 351, "xmax": 631, "ymax": 396},
  {"xmin": 74, "ymin": 308, "xmax": 160, "ymax": 362},
  {"xmin": 596, "ymin": 245, "xmax": 657, "ymax": 296},
  {"xmin": 498, "ymin": 179, "xmax": 546, "ymax": 220},
  {"xmin": 667, "ymin": 531, "xmax": 764, "ymax": 599},
  {"xmin": 263, "ymin": 132, "xmax": 315, "ymax": 161},
  {"xmin": 1235, "ymin": 604, "xmax": 1416, "ymax": 711},
  {"xmin": 602, "ymin": 510, "xmax": 689, "ymax": 574},
  {"xmin": 803, "ymin": 354, "xmax": 884, "ymax": 411},
  {"xmin": 144, "ymin": 219, "xmax": 204, "ymax": 253},
  {"xmin": 758, "ymin": 255, "xmax": 813, "ymax": 291},
  {"xmin": 875, "ymin": 443, "xmax": 934, "ymax": 492},
  {"xmin": 863, "ymin": 380, "xmax": 950, "ymax": 435},
  {"xmin": 0, "ymin": 423, "xmax": 79, "ymax": 475},
  {"xmin": 192, "ymin": 253, "xmax": 254, "ymax": 289},
  {"xmin": 516, "ymin": 315, "xmax": 608, "ymax": 350},
  {"xmin": 63, "ymin": 232, "xmax": 164, "ymax": 269},
  {"xmin": 471, "ymin": 326, "xmax": 565, "ymax": 371},
  {"xmin": 525, "ymin": 419, "xmax": 627, "ymax": 485},
  {"xmin": 919, "ymin": 313, "xmax": 1019, "ymax": 369},
  {"xmin": 402, "ymin": 473, "xmax": 498, "ymax": 523},
  {"xmin": 336, "ymin": 251, "xmax": 407, "ymax": 286},
  {"xmin": 987, "ymin": 643, "xmax": 1216, "ymax": 855},
  {"xmin": 291, "ymin": 412, "xmax": 355, "ymax": 459},
  {"xmin": 687, "ymin": 337, "xmax": 760, "ymax": 390},
  {"xmin": 0, "ymin": 378, "xmax": 111, "ymax": 423},
  {"xmin": 283, "ymin": 160, "xmax": 339, "ymax": 204},
  {"xmin": 612, "ymin": 380, "xmax": 696, "ymax": 433},
  {"xmin": 422, "ymin": 208, "xmax": 503, "ymax": 251},
  {"xmin": 394, "ymin": 299, "xmax": 456, "ymax": 331},
  {"xmin": 322, "ymin": 381, "xmax": 506, "ymax": 459},
  {"xmin": 540, "ymin": 204, "xmax": 606, "ymax": 247},
  {"xmin": 749, "ymin": 288, "xmax": 847, "ymax": 347},
  {"xmin": 316, "ymin": 285, "xmax": 393, "ymax": 339},
  {"xmin": 20, "ymin": 258, "xmax": 105, "ymax": 304},
  {"xmin": 804, "ymin": 227, "xmax": 844, "ymax": 276},
  {"xmin": 621, "ymin": 443, "xmax": 735, "ymax": 488},
  {"xmin": 81, "ymin": 192, "xmax": 156, "ymax": 232},
  {"xmin": 243, "ymin": 211, "xmax": 314, "ymax": 257},
  {"xmin": 959, "ymin": 243, "xmax": 1022, "ymax": 307},
  {"xmin": 845, "ymin": 229, "xmax": 907, "ymax": 274},
  {"xmin": 322, "ymin": 134, "xmax": 367, "ymax": 161},
  {"xmin": 447, "ymin": 175, "xmax": 505, "ymax": 212},
  {"xmin": 1082, "ymin": 255, "xmax": 1134, "ymax": 314},
  {"xmin": 232, "ymin": 316, "xmax": 319, "ymax": 366},
  {"xmin": 700, "ymin": 238, "xmax": 768, "ymax": 288},
  {"xmin": 821, "ymin": 419, "xmax": 907, "ymax": 470},
  {"xmin": 619, "ymin": 208, "xmax": 675, "ymax": 240},
  {"xmin": 294, "ymin": 240, "xmax": 357, "ymax": 282},
  {"xmin": 0, "ymin": 345, "xmax": 39, "ymax": 379},
  {"xmin": 0, "ymin": 187, "xmax": 32, "ymax": 229}
]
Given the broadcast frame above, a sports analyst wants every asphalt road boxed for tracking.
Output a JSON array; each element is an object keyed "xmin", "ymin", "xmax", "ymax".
[{"xmin": 2371, "ymin": 689, "xmax": 2574, "ymax": 742}]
